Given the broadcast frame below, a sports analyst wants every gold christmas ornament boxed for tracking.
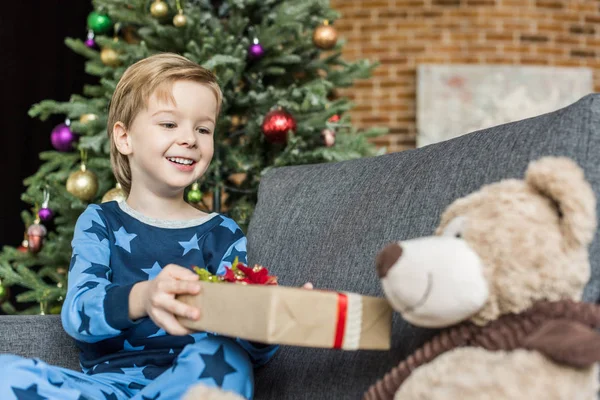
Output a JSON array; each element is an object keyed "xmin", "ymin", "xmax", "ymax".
[
  {"xmin": 79, "ymin": 113, "xmax": 98, "ymax": 124},
  {"xmin": 150, "ymin": 0, "xmax": 169, "ymax": 18},
  {"xmin": 102, "ymin": 183, "xmax": 126, "ymax": 203},
  {"xmin": 67, "ymin": 164, "xmax": 99, "ymax": 201},
  {"xmin": 173, "ymin": 10, "xmax": 187, "ymax": 27},
  {"xmin": 313, "ymin": 20, "xmax": 338, "ymax": 50},
  {"xmin": 100, "ymin": 47, "xmax": 120, "ymax": 67}
]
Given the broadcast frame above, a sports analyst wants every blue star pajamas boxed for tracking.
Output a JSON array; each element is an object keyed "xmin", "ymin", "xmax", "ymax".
[{"xmin": 0, "ymin": 201, "xmax": 277, "ymax": 399}]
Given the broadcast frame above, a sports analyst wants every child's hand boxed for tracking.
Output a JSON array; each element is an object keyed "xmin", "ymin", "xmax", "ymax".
[{"xmin": 143, "ymin": 264, "xmax": 202, "ymax": 336}]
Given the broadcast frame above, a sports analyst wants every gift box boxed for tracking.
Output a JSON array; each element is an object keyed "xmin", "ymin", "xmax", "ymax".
[{"xmin": 177, "ymin": 282, "xmax": 392, "ymax": 350}]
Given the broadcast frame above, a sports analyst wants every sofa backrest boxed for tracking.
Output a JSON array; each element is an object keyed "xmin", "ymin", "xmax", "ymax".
[
  {"xmin": 247, "ymin": 93, "xmax": 600, "ymax": 399},
  {"xmin": 0, "ymin": 315, "xmax": 80, "ymax": 370}
]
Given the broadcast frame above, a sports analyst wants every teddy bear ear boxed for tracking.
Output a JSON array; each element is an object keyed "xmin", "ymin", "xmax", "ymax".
[{"xmin": 525, "ymin": 157, "xmax": 597, "ymax": 249}]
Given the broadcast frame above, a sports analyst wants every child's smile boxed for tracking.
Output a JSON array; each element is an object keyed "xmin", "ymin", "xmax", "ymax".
[{"xmin": 166, "ymin": 156, "xmax": 197, "ymax": 172}]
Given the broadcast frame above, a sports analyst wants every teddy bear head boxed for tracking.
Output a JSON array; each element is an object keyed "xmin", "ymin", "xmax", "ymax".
[{"xmin": 376, "ymin": 157, "xmax": 596, "ymax": 327}]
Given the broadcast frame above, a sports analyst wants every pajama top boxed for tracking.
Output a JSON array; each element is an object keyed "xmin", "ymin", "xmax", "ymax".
[{"xmin": 61, "ymin": 201, "xmax": 277, "ymax": 380}]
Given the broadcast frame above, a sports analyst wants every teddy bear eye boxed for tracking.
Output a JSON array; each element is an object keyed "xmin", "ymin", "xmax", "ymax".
[{"xmin": 442, "ymin": 216, "xmax": 467, "ymax": 239}]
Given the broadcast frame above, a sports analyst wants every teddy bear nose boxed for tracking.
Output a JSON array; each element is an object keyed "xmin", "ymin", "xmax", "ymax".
[{"xmin": 376, "ymin": 242, "xmax": 403, "ymax": 278}]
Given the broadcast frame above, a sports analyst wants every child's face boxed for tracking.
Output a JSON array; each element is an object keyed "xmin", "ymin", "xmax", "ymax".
[{"xmin": 121, "ymin": 80, "xmax": 217, "ymax": 196}]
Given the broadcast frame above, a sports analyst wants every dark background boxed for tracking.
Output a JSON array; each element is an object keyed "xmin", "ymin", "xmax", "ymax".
[{"xmin": 0, "ymin": 1, "xmax": 94, "ymax": 247}]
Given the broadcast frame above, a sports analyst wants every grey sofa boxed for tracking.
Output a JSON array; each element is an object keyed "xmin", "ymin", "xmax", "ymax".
[{"xmin": 2, "ymin": 93, "xmax": 600, "ymax": 399}]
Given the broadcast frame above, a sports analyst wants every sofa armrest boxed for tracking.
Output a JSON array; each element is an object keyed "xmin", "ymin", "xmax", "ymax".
[{"xmin": 0, "ymin": 315, "xmax": 80, "ymax": 371}]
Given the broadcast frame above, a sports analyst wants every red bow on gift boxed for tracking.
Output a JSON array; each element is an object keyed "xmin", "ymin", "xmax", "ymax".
[{"xmin": 193, "ymin": 257, "xmax": 278, "ymax": 285}]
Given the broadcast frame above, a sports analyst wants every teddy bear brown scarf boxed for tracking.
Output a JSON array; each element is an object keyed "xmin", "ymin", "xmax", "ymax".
[{"xmin": 364, "ymin": 299, "xmax": 600, "ymax": 400}]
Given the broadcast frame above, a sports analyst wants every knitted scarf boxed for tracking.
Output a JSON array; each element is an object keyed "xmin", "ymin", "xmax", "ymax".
[{"xmin": 363, "ymin": 299, "xmax": 600, "ymax": 400}]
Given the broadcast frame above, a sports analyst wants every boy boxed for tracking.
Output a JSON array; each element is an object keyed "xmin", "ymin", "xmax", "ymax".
[{"xmin": 0, "ymin": 53, "xmax": 288, "ymax": 400}]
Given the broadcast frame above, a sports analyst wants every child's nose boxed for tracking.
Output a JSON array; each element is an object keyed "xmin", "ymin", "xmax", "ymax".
[{"xmin": 177, "ymin": 129, "xmax": 197, "ymax": 147}]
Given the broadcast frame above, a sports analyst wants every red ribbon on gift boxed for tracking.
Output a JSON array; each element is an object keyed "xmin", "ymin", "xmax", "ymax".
[{"xmin": 333, "ymin": 293, "xmax": 348, "ymax": 349}]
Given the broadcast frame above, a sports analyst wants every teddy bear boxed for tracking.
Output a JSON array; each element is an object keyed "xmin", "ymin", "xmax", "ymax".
[{"xmin": 364, "ymin": 157, "xmax": 600, "ymax": 400}]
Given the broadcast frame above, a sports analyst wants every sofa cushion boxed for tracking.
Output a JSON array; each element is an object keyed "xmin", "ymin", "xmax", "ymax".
[
  {"xmin": 0, "ymin": 315, "xmax": 80, "ymax": 371},
  {"xmin": 247, "ymin": 93, "xmax": 600, "ymax": 399}
]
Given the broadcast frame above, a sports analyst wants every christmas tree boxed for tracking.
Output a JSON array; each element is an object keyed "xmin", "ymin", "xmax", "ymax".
[{"xmin": 0, "ymin": 0, "xmax": 385, "ymax": 314}]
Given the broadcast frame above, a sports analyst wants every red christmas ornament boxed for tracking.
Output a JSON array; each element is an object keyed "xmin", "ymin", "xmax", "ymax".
[
  {"xmin": 328, "ymin": 114, "xmax": 340, "ymax": 123},
  {"xmin": 261, "ymin": 109, "xmax": 297, "ymax": 144}
]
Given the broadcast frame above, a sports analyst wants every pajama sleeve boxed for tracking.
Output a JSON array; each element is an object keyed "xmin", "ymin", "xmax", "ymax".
[{"xmin": 61, "ymin": 204, "xmax": 139, "ymax": 343}]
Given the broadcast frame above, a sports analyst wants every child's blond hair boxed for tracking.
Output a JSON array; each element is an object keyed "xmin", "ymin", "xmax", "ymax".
[{"xmin": 107, "ymin": 53, "xmax": 222, "ymax": 195}]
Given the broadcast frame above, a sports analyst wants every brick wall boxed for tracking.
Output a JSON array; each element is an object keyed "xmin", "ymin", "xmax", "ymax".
[{"xmin": 330, "ymin": 0, "xmax": 600, "ymax": 152}]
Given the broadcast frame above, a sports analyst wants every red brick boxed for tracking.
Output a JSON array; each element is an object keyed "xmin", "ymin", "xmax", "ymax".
[
  {"xmin": 535, "ymin": 0, "xmax": 565, "ymax": 9},
  {"xmin": 432, "ymin": 0, "xmax": 461, "ymax": 5},
  {"xmin": 503, "ymin": 21, "xmax": 533, "ymax": 31},
  {"xmin": 551, "ymin": 13, "xmax": 582, "ymax": 23},
  {"xmin": 504, "ymin": 44, "xmax": 537, "ymax": 54},
  {"xmin": 519, "ymin": 56, "xmax": 551, "ymax": 65},
  {"xmin": 414, "ymin": 10, "xmax": 444, "ymax": 18},
  {"xmin": 569, "ymin": 25, "xmax": 596, "ymax": 35},
  {"xmin": 570, "ymin": 49, "xmax": 596, "ymax": 58},
  {"xmin": 483, "ymin": 55, "xmax": 518, "ymax": 64},
  {"xmin": 584, "ymin": 15, "xmax": 600, "ymax": 24},
  {"xmin": 486, "ymin": 32, "xmax": 515, "ymax": 41},
  {"xmin": 395, "ymin": 0, "xmax": 426, "ymax": 6},
  {"xmin": 536, "ymin": 46, "xmax": 566, "ymax": 56},
  {"xmin": 412, "ymin": 32, "xmax": 443, "ymax": 42},
  {"xmin": 465, "ymin": 0, "xmax": 496, "ymax": 5},
  {"xmin": 536, "ymin": 21, "xmax": 566, "ymax": 33},
  {"xmin": 375, "ymin": 9, "xmax": 409, "ymax": 19},
  {"xmin": 378, "ymin": 54, "xmax": 411, "ymax": 64},
  {"xmin": 520, "ymin": 34, "xmax": 550, "ymax": 42},
  {"xmin": 585, "ymin": 37, "xmax": 600, "ymax": 46},
  {"xmin": 566, "ymin": 2, "xmax": 596, "ymax": 12},
  {"xmin": 555, "ymin": 35, "xmax": 582, "ymax": 45}
]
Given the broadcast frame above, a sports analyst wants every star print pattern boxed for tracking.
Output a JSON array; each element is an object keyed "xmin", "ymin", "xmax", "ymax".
[
  {"xmin": 84, "ymin": 220, "xmax": 108, "ymax": 242},
  {"xmin": 69, "ymin": 254, "xmax": 78, "ymax": 272},
  {"xmin": 219, "ymin": 218, "xmax": 241, "ymax": 234},
  {"xmin": 222, "ymin": 243, "xmax": 247, "ymax": 265},
  {"xmin": 179, "ymin": 233, "xmax": 200, "ymax": 256},
  {"xmin": 124, "ymin": 340, "xmax": 145, "ymax": 351},
  {"xmin": 48, "ymin": 379, "xmax": 63, "ymax": 388},
  {"xmin": 101, "ymin": 392, "xmax": 118, "ymax": 400},
  {"xmin": 12, "ymin": 384, "xmax": 46, "ymax": 400},
  {"xmin": 198, "ymin": 345, "xmax": 237, "ymax": 386},
  {"xmin": 113, "ymin": 226, "xmax": 137, "ymax": 253},
  {"xmin": 56, "ymin": 202, "xmax": 274, "ymax": 398},
  {"xmin": 78, "ymin": 304, "xmax": 92, "ymax": 335},
  {"xmin": 77, "ymin": 281, "xmax": 100, "ymax": 291},
  {"xmin": 141, "ymin": 262, "xmax": 162, "ymax": 280},
  {"xmin": 83, "ymin": 263, "xmax": 110, "ymax": 279}
]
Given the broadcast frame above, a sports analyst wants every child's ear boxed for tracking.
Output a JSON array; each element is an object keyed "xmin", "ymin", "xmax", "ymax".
[{"xmin": 113, "ymin": 121, "xmax": 132, "ymax": 155}]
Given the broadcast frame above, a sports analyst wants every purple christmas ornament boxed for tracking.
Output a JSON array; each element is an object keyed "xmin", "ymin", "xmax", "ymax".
[
  {"xmin": 50, "ymin": 123, "xmax": 78, "ymax": 152},
  {"xmin": 38, "ymin": 207, "xmax": 53, "ymax": 222},
  {"xmin": 85, "ymin": 30, "xmax": 96, "ymax": 49},
  {"xmin": 248, "ymin": 38, "xmax": 265, "ymax": 60}
]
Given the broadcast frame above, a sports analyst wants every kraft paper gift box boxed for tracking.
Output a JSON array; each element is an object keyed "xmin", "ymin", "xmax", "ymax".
[{"xmin": 177, "ymin": 281, "xmax": 392, "ymax": 350}]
